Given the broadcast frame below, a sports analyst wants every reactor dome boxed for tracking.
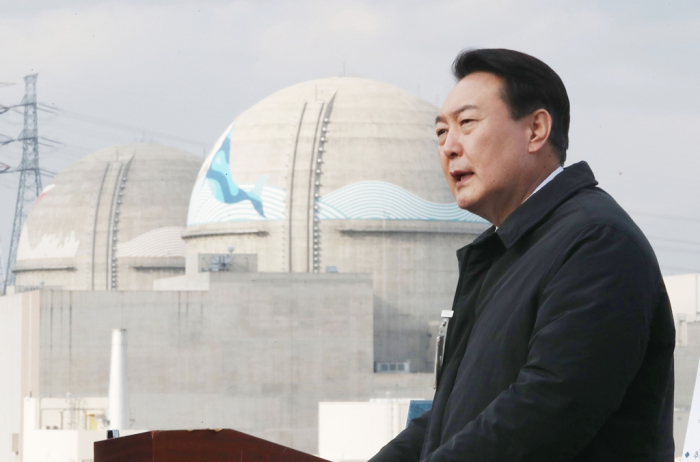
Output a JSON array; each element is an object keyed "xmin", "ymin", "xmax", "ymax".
[
  {"xmin": 14, "ymin": 143, "xmax": 202, "ymax": 291},
  {"xmin": 184, "ymin": 77, "xmax": 489, "ymax": 371}
]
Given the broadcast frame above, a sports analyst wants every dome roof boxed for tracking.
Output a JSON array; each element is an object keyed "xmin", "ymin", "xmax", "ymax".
[
  {"xmin": 187, "ymin": 76, "xmax": 485, "ymax": 228},
  {"xmin": 15, "ymin": 143, "xmax": 202, "ymax": 290},
  {"xmin": 182, "ymin": 77, "xmax": 489, "ymax": 372}
]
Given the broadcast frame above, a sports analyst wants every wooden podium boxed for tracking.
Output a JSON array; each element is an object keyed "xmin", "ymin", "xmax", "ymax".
[{"xmin": 94, "ymin": 429, "xmax": 330, "ymax": 462}]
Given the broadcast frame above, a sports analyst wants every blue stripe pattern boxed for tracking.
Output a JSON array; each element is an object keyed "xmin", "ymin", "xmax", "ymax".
[
  {"xmin": 317, "ymin": 181, "xmax": 487, "ymax": 222},
  {"xmin": 188, "ymin": 180, "xmax": 487, "ymax": 225}
]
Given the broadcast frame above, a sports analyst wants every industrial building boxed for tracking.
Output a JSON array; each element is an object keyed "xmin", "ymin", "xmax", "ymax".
[
  {"xmin": 13, "ymin": 76, "xmax": 488, "ymax": 370},
  {"xmin": 0, "ymin": 76, "xmax": 698, "ymax": 461}
]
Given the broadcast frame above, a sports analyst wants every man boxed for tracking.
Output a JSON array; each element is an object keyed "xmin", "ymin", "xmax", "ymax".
[{"xmin": 370, "ymin": 49, "xmax": 675, "ymax": 461}]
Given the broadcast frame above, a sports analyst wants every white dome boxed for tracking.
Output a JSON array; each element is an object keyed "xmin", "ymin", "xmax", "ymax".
[
  {"xmin": 187, "ymin": 76, "xmax": 483, "ymax": 229},
  {"xmin": 15, "ymin": 143, "xmax": 202, "ymax": 290},
  {"xmin": 183, "ymin": 77, "xmax": 488, "ymax": 371}
]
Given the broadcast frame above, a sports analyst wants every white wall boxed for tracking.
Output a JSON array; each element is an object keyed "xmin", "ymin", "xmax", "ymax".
[
  {"xmin": 22, "ymin": 397, "xmax": 142, "ymax": 462},
  {"xmin": 318, "ymin": 400, "xmax": 414, "ymax": 462},
  {"xmin": 0, "ymin": 291, "xmax": 40, "ymax": 462},
  {"xmin": 664, "ymin": 273, "xmax": 699, "ymax": 322},
  {"xmin": 0, "ymin": 293, "xmax": 23, "ymax": 462}
]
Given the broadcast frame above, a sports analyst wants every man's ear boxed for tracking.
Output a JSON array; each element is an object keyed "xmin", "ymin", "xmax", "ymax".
[{"xmin": 527, "ymin": 109, "xmax": 553, "ymax": 154}]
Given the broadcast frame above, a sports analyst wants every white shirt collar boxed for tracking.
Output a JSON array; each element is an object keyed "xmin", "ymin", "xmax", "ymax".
[{"xmin": 525, "ymin": 166, "xmax": 564, "ymax": 202}]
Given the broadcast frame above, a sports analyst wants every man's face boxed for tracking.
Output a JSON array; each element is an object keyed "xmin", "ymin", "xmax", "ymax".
[{"xmin": 436, "ymin": 72, "xmax": 532, "ymax": 221}]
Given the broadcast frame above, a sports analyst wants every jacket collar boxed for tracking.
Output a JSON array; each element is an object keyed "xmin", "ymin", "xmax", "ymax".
[
  {"xmin": 456, "ymin": 161, "xmax": 598, "ymax": 261},
  {"xmin": 495, "ymin": 161, "xmax": 598, "ymax": 249}
]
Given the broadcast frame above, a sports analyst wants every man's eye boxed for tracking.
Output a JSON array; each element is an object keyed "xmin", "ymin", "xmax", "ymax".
[
  {"xmin": 460, "ymin": 119, "xmax": 473, "ymax": 125},
  {"xmin": 436, "ymin": 128, "xmax": 447, "ymax": 137}
]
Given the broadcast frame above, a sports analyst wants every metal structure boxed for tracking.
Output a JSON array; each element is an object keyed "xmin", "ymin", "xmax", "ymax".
[
  {"xmin": 0, "ymin": 240, "xmax": 4, "ymax": 287},
  {"xmin": 3, "ymin": 74, "xmax": 42, "ymax": 293}
]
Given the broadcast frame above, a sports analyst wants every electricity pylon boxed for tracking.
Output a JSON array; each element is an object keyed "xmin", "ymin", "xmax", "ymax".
[{"xmin": 3, "ymin": 74, "xmax": 42, "ymax": 293}]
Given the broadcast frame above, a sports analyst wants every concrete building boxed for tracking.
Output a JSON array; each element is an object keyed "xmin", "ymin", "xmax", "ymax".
[
  {"xmin": 0, "ymin": 273, "xmax": 435, "ymax": 459},
  {"xmin": 13, "ymin": 143, "xmax": 201, "ymax": 292}
]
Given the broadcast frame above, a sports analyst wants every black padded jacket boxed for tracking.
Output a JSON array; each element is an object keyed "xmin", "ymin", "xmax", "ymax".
[{"xmin": 369, "ymin": 161, "xmax": 675, "ymax": 462}]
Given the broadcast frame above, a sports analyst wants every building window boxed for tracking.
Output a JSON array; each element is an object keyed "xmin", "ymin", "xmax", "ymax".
[{"xmin": 374, "ymin": 361, "xmax": 410, "ymax": 373}]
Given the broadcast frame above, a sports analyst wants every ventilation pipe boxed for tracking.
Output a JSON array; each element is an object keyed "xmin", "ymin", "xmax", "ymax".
[{"xmin": 108, "ymin": 329, "xmax": 129, "ymax": 431}]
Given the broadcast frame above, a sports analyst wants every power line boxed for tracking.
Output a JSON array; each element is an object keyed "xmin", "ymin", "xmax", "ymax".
[
  {"xmin": 631, "ymin": 211, "xmax": 700, "ymax": 224},
  {"xmin": 35, "ymin": 119, "xmax": 151, "ymax": 147},
  {"xmin": 653, "ymin": 247, "xmax": 700, "ymax": 255},
  {"xmin": 0, "ymin": 105, "xmax": 15, "ymax": 116},
  {"xmin": 662, "ymin": 265, "xmax": 700, "ymax": 274},
  {"xmin": 0, "ymin": 133, "xmax": 15, "ymax": 146},
  {"xmin": 5, "ymin": 99, "xmax": 211, "ymax": 164},
  {"xmin": 49, "ymin": 106, "xmax": 209, "ymax": 148},
  {"xmin": 648, "ymin": 236, "xmax": 700, "ymax": 247},
  {"xmin": 3, "ymin": 98, "xmax": 213, "ymax": 170}
]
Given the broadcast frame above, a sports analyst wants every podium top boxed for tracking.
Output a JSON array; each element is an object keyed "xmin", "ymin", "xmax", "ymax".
[{"xmin": 94, "ymin": 429, "xmax": 330, "ymax": 462}]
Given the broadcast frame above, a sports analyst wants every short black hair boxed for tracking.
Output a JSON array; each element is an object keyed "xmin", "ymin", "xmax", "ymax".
[{"xmin": 452, "ymin": 48, "xmax": 570, "ymax": 165}]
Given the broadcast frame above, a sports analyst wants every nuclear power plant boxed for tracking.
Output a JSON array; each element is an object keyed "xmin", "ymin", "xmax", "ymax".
[{"xmin": 0, "ymin": 76, "xmax": 698, "ymax": 461}]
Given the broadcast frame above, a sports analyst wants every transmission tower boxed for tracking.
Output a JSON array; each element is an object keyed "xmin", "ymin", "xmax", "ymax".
[{"xmin": 3, "ymin": 74, "xmax": 42, "ymax": 293}]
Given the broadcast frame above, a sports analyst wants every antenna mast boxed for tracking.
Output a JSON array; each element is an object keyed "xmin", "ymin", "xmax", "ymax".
[{"xmin": 3, "ymin": 74, "xmax": 42, "ymax": 293}]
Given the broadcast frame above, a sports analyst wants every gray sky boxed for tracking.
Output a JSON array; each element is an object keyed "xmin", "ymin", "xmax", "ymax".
[{"xmin": 1, "ymin": 0, "xmax": 700, "ymax": 278}]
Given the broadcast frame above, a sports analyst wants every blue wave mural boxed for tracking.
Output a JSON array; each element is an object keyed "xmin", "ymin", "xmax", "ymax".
[
  {"xmin": 188, "ymin": 129, "xmax": 487, "ymax": 226},
  {"xmin": 189, "ymin": 180, "xmax": 487, "ymax": 225},
  {"xmin": 205, "ymin": 128, "xmax": 266, "ymax": 217},
  {"xmin": 316, "ymin": 181, "xmax": 487, "ymax": 222}
]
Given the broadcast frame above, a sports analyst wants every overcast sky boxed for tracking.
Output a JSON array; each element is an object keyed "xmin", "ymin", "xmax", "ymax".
[{"xmin": 1, "ymin": 0, "xmax": 699, "ymax": 279}]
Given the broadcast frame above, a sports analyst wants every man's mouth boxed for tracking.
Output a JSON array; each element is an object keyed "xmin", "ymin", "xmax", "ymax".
[{"xmin": 451, "ymin": 171, "xmax": 473, "ymax": 186}]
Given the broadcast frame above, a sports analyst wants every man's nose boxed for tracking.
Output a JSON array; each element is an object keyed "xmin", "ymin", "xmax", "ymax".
[{"xmin": 442, "ymin": 129, "xmax": 462, "ymax": 159}]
